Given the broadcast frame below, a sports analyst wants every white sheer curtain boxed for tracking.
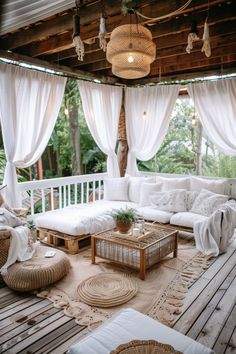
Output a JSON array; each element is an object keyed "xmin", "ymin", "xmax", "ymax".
[
  {"xmin": 125, "ymin": 85, "xmax": 180, "ymax": 176},
  {"xmin": 0, "ymin": 62, "xmax": 67, "ymax": 207},
  {"xmin": 78, "ymin": 80, "xmax": 122, "ymax": 177},
  {"xmin": 188, "ymin": 78, "xmax": 236, "ymax": 155}
]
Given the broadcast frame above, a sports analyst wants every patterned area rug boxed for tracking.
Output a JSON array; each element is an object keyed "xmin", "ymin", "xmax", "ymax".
[{"xmin": 37, "ymin": 236, "xmax": 213, "ymax": 329}]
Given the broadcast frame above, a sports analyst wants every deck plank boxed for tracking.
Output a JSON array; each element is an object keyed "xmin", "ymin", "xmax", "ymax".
[
  {"xmin": 1, "ymin": 311, "xmax": 69, "ymax": 353},
  {"xmin": 19, "ymin": 319, "xmax": 85, "ymax": 354},
  {"xmin": 173, "ymin": 248, "xmax": 236, "ymax": 334},
  {"xmin": 0, "ymin": 297, "xmax": 44, "ymax": 320},
  {"xmin": 196, "ymin": 274, "xmax": 236, "ymax": 349},
  {"xmin": 0, "ymin": 299, "xmax": 51, "ymax": 334},
  {"xmin": 46, "ymin": 328, "xmax": 89, "ymax": 354},
  {"xmin": 213, "ymin": 304, "xmax": 236, "ymax": 354},
  {"xmin": 0, "ymin": 306, "xmax": 60, "ymax": 345}
]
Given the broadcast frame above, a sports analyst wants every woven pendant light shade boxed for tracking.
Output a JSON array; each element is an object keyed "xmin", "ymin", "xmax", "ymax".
[{"xmin": 106, "ymin": 24, "xmax": 156, "ymax": 79}]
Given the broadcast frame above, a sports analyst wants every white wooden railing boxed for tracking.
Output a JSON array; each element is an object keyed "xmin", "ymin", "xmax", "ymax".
[
  {"xmin": 18, "ymin": 171, "xmax": 236, "ymax": 217},
  {"xmin": 18, "ymin": 172, "xmax": 108, "ymax": 216}
]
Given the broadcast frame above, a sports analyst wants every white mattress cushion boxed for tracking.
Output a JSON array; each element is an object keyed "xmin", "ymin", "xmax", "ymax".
[
  {"xmin": 190, "ymin": 176, "xmax": 228, "ymax": 195},
  {"xmin": 156, "ymin": 176, "xmax": 190, "ymax": 191},
  {"xmin": 35, "ymin": 200, "xmax": 138, "ymax": 235},
  {"xmin": 137, "ymin": 206, "xmax": 173, "ymax": 223},
  {"xmin": 170, "ymin": 212, "xmax": 208, "ymax": 228},
  {"xmin": 67, "ymin": 308, "xmax": 214, "ymax": 354}
]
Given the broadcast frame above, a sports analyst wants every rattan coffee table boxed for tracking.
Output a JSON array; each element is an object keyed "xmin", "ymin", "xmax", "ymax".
[{"xmin": 91, "ymin": 223, "xmax": 178, "ymax": 280}]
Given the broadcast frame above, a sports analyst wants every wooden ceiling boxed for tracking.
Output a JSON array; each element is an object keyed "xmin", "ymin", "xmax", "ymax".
[{"xmin": 0, "ymin": 0, "xmax": 236, "ymax": 85}]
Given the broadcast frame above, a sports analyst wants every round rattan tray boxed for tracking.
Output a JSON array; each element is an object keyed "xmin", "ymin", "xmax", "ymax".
[{"xmin": 110, "ymin": 340, "xmax": 183, "ymax": 354}]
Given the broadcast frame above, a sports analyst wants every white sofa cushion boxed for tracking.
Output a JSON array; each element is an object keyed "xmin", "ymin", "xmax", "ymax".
[
  {"xmin": 128, "ymin": 177, "xmax": 155, "ymax": 203},
  {"xmin": 190, "ymin": 176, "xmax": 228, "ymax": 195},
  {"xmin": 150, "ymin": 189, "xmax": 187, "ymax": 213},
  {"xmin": 137, "ymin": 206, "xmax": 173, "ymax": 223},
  {"xmin": 104, "ymin": 177, "xmax": 129, "ymax": 201},
  {"xmin": 170, "ymin": 212, "xmax": 208, "ymax": 229},
  {"xmin": 190, "ymin": 189, "xmax": 228, "ymax": 216},
  {"xmin": 139, "ymin": 183, "xmax": 163, "ymax": 207},
  {"xmin": 156, "ymin": 176, "xmax": 190, "ymax": 191},
  {"xmin": 67, "ymin": 308, "xmax": 214, "ymax": 354}
]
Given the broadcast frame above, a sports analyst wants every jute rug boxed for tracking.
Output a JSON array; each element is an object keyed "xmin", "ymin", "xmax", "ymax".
[{"xmin": 37, "ymin": 235, "xmax": 213, "ymax": 329}]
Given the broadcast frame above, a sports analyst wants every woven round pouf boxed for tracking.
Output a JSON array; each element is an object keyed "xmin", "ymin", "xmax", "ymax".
[
  {"xmin": 2, "ymin": 246, "xmax": 70, "ymax": 292},
  {"xmin": 77, "ymin": 273, "xmax": 138, "ymax": 308}
]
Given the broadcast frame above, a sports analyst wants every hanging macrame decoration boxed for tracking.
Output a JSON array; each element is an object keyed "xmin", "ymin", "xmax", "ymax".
[
  {"xmin": 201, "ymin": 19, "xmax": 211, "ymax": 57},
  {"xmin": 186, "ymin": 20, "xmax": 199, "ymax": 54},
  {"xmin": 72, "ymin": 5, "xmax": 84, "ymax": 61},
  {"xmin": 99, "ymin": 16, "xmax": 107, "ymax": 51}
]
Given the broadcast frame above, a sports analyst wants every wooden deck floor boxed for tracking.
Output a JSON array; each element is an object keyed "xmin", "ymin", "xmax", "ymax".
[{"xmin": 0, "ymin": 244, "xmax": 236, "ymax": 354}]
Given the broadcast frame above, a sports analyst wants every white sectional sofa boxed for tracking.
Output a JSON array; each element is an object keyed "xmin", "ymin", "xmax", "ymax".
[
  {"xmin": 67, "ymin": 308, "xmax": 215, "ymax": 354},
  {"xmin": 35, "ymin": 174, "xmax": 232, "ymax": 235}
]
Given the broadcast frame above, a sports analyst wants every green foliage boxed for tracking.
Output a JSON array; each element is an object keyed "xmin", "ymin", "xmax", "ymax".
[
  {"xmin": 48, "ymin": 79, "xmax": 106, "ymax": 177},
  {"xmin": 111, "ymin": 208, "xmax": 138, "ymax": 224},
  {"xmin": 0, "ymin": 149, "xmax": 6, "ymax": 183}
]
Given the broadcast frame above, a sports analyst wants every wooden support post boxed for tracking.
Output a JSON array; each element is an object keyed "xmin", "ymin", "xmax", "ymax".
[{"xmin": 117, "ymin": 90, "xmax": 128, "ymax": 177}]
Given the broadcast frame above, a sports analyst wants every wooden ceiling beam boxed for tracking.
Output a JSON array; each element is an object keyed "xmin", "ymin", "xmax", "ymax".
[
  {"xmin": 67, "ymin": 20, "xmax": 235, "ymax": 69},
  {"xmin": 2, "ymin": 0, "xmax": 233, "ymax": 55},
  {"xmin": 74, "ymin": 36, "xmax": 236, "ymax": 73},
  {"xmin": 0, "ymin": 50, "xmax": 118, "ymax": 84},
  {"xmin": 1, "ymin": 0, "xmax": 189, "ymax": 49},
  {"xmin": 129, "ymin": 64, "xmax": 236, "ymax": 85},
  {"xmin": 36, "ymin": 2, "xmax": 235, "ymax": 63}
]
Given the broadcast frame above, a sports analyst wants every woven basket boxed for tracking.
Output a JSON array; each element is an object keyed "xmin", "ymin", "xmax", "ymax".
[
  {"xmin": 110, "ymin": 340, "xmax": 183, "ymax": 354},
  {"xmin": 0, "ymin": 231, "xmax": 11, "ymax": 283}
]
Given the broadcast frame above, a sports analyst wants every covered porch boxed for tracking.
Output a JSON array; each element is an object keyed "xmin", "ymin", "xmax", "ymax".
[{"xmin": 0, "ymin": 1, "xmax": 236, "ymax": 354}]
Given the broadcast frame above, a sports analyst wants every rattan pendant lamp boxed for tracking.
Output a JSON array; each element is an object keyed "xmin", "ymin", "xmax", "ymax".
[{"xmin": 106, "ymin": 12, "xmax": 156, "ymax": 79}]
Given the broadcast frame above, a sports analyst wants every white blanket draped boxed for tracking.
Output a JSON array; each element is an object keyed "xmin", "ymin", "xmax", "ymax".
[
  {"xmin": 0, "ymin": 226, "xmax": 35, "ymax": 275},
  {"xmin": 194, "ymin": 201, "xmax": 236, "ymax": 256}
]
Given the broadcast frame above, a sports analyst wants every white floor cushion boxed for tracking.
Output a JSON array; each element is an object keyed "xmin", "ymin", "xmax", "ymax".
[
  {"xmin": 137, "ymin": 206, "xmax": 173, "ymax": 223},
  {"xmin": 35, "ymin": 200, "xmax": 138, "ymax": 235},
  {"xmin": 170, "ymin": 212, "xmax": 208, "ymax": 228},
  {"xmin": 67, "ymin": 308, "xmax": 214, "ymax": 354}
]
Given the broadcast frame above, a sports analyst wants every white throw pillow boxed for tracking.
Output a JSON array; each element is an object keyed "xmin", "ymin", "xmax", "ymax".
[
  {"xmin": 190, "ymin": 176, "xmax": 228, "ymax": 195},
  {"xmin": 104, "ymin": 177, "xmax": 129, "ymax": 201},
  {"xmin": 186, "ymin": 191, "xmax": 199, "ymax": 211},
  {"xmin": 156, "ymin": 176, "xmax": 190, "ymax": 191},
  {"xmin": 128, "ymin": 177, "xmax": 155, "ymax": 203},
  {"xmin": 190, "ymin": 189, "xmax": 229, "ymax": 216},
  {"xmin": 139, "ymin": 183, "xmax": 163, "ymax": 207},
  {"xmin": 150, "ymin": 189, "xmax": 187, "ymax": 212},
  {"xmin": 0, "ymin": 208, "xmax": 25, "ymax": 227}
]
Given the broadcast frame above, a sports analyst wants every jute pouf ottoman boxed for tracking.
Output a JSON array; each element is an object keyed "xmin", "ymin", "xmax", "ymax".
[{"xmin": 2, "ymin": 246, "xmax": 71, "ymax": 291}]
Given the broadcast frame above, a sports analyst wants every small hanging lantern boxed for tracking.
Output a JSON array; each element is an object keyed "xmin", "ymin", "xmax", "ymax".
[
  {"xmin": 201, "ymin": 19, "xmax": 211, "ymax": 57},
  {"xmin": 72, "ymin": 0, "xmax": 84, "ymax": 61},
  {"xmin": 186, "ymin": 20, "xmax": 199, "ymax": 54}
]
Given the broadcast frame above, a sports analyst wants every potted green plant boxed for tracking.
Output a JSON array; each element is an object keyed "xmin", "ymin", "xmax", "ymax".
[{"xmin": 111, "ymin": 208, "xmax": 138, "ymax": 234}]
